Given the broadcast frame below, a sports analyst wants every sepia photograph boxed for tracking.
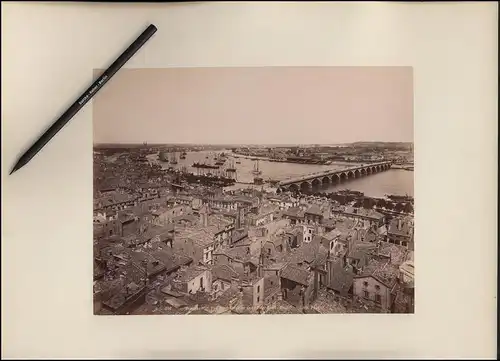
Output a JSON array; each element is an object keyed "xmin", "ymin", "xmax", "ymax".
[{"xmin": 92, "ymin": 66, "xmax": 415, "ymax": 315}]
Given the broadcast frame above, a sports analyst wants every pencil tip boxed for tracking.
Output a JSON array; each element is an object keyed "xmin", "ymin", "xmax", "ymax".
[{"xmin": 10, "ymin": 163, "xmax": 20, "ymax": 175}]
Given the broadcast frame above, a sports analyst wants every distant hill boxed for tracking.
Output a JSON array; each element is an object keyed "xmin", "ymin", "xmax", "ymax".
[
  {"xmin": 93, "ymin": 141, "xmax": 413, "ymax": 149},
  {"xmin": 350, "ymin": 141, "xmax": 413, "ymax": 149}
]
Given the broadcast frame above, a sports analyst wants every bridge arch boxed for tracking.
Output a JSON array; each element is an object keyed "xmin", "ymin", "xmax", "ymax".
[
  {"xmin": 348, "ymin": 171, "xmax": 355, "ymax": 179},
  {"xmin": 289, "ymin": 184, "xmax": 299, "ymax": 193},
  {"xmin": 331, "ymin": 174, "xmax": 340, "ymax": 184},
  {"xmin": 300, "ymin": 181, "xmax": 311, "ymax": 193},
  {"xmin": 340, "ymin": 172, "xmax": 348, "ymax": 181},
  {"xmin": 311, "ymin": 178, "xmax": 321, "ymax": 188},
  {"xmin": 371, "ymin": 166, "xmax": 376, "ymax": 173},
  {"xmin": 354, "ymin": 169, "xmax": 361, "ymax": 178},
  {"xmin": 322, "ymin": 176, "xmax": 331, "ymax": 185},
  {"xmin": 361, "ymin": 168, "xmax": 367, "ymax": 175}
]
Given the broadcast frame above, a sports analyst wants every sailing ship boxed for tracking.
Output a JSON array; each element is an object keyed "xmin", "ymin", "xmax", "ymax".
[
  {"xmin": 253, "ymin": 160, "xmax": 263, "ymax": 184},
  {"xmin": 225, "ymin": 160, "xmax": 237, "ymax": 180},
  {"xmin": 179, "ymin": 151, "xmax": 187, "ymax": 160},
  {"xmin": 226, "ymin": 160, "xmax": 237, "ymax": 173},
  {"xmin": 252, "ymin": 160, "xmax": 262, "ymax": 176},
  {"xmin": 170, "ymin": 152, "xmax": 178, "ymax": 165},
  {"xmin": 158, "ymin": 151, "xmax": 169, "ymax": 162},
  {"xmin": 215, "ymin": 157, "xmax": 226, "ymax": 166}
]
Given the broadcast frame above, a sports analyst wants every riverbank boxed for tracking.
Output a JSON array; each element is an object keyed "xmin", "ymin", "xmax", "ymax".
[
  {"xmin": 230, "ymin": 151, "xmax": 364, "ymax": 168},
  {"xmin": 231, "ymin": 151, "xmax": 331, "ymax": 165},
  {"xmin": 307, "ymin": 189, "xmax": 415, "ymax": 215}
]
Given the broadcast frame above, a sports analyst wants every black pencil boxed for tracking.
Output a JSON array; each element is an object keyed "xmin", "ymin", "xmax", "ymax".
[{"xmin": 9, "ymin": 24, "xmax": 158, "ymax": 175}]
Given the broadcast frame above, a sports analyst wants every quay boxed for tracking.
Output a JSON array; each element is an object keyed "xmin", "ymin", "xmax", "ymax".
[{"xmin": 391, "ymin": 164, "xmax": 414, "ymax": 171}]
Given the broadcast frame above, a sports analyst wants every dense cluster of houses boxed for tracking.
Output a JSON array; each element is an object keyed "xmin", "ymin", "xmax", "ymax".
[{"xmin": 93, "ymin": 153, "xmax": 415, "ymax": 315}]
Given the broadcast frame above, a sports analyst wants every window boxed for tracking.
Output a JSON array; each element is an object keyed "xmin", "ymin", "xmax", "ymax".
[
  {"xmin": 375, "ymin": 294, "xmax": 382, "ymax": 303},
  {"xmin": 375, "ymin": 285, "xmax": 380, "ymax": 291},
  {"xmin": 257, "ymin": 296, "xmax": 260, "ymax": 303},
  {"xmin": 363, "ymin": 290, "xmax": 370, "ymax": 299},
  {"xmin": 309, "ymin": 229, "xmax": 312, "ymax": 234},
  {"xmin": 363, "ymin": 281, "xmax": 368, "ymax": 287},
  {"xmin": 221, "ymin": 283, "xmax": 225, "ymax": 290},
  {"xmin": 257, "ymin": 285, "xmax": 260, "ymax": 293}
]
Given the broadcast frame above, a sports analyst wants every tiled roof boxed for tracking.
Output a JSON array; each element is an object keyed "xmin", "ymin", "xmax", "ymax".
[
  {"xmin": 378, "ymin": 242, "xmax": 408, "ymax": 266},
  {"xmin": 212, "ymin": 264, "xmax": 238, "ymax": 282},
  {"xmin": 310, "ymin": 289, "xmax": 348, "ymax": 314},
  {"xmin": 280, "ymin": 264, "xmax": 310, "ymax": 286},
  {"xmin": 176, "ymin": 266, "xmax": 207, "ymax": 283},
  {"xmin": 215, "ymin": 246, "xmax": 254, "ymax": 263},
  {"xmin": 282, "ymin": 207, "xmax": 303, "ymax": 218},
  {"xmin": 305, "ymin": 204, "xmax": 323, "ymax": 216},
  {"xmin": 263, "ymin": 300, "xmax": 300, "ymax": 314},
  {"xmin": 344, "ymin": 207, "xmax": 385, "ymax": 220},
  {"xmin": 328, "ymin": 262, "xmax": 354, "ymax": 295},
  {"xmin": 231, "ymin": 229, "xmax": 249, "ymax": 244},
  {"xmin": 358, "ymin": 258, "xmax": 399, "ymax": 289},
  {"xmin": 323, "ymin": 229, "xmax": 342, "ymax": 241},
  {"xmin": 150, "ymin": 249, "xmax": 192, "ymax": 273},
  {"xmin": 388, "ymin": 217, "xmax": 413, "ymax": 237}
]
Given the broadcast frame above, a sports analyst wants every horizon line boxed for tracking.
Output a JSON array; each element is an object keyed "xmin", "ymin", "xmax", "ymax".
[{"xmin": 93, "ymin": 140, "xmax": 414, "ymax": 145}]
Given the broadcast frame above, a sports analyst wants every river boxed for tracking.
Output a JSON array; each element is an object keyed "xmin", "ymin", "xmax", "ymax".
[{"xmin": 147, "ymin": 150, "xmax": 414, "ymax": 198}]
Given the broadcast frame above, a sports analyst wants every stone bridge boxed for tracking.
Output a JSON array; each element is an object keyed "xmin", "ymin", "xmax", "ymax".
[{"xmin": 277, "ymin": 161, "xmax": 393, "ymax": 193}]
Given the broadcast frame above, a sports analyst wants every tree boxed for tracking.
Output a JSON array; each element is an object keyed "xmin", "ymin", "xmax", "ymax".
[
  {"xmin": 363, "ymin": 198, "xmax": 375, "ymax": 209},
  {"xmin": 404, "ymin": 202, "xmax": 413, "ymax": 214},
  {"xmin": 337, "ymin": 195, "xmax": 347, "ymax": 205}
]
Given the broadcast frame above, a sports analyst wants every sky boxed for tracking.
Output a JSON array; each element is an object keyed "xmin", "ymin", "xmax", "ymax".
[{"xmin": 93, "ymin": 66, "xmax": 413, "ymax": 145}]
